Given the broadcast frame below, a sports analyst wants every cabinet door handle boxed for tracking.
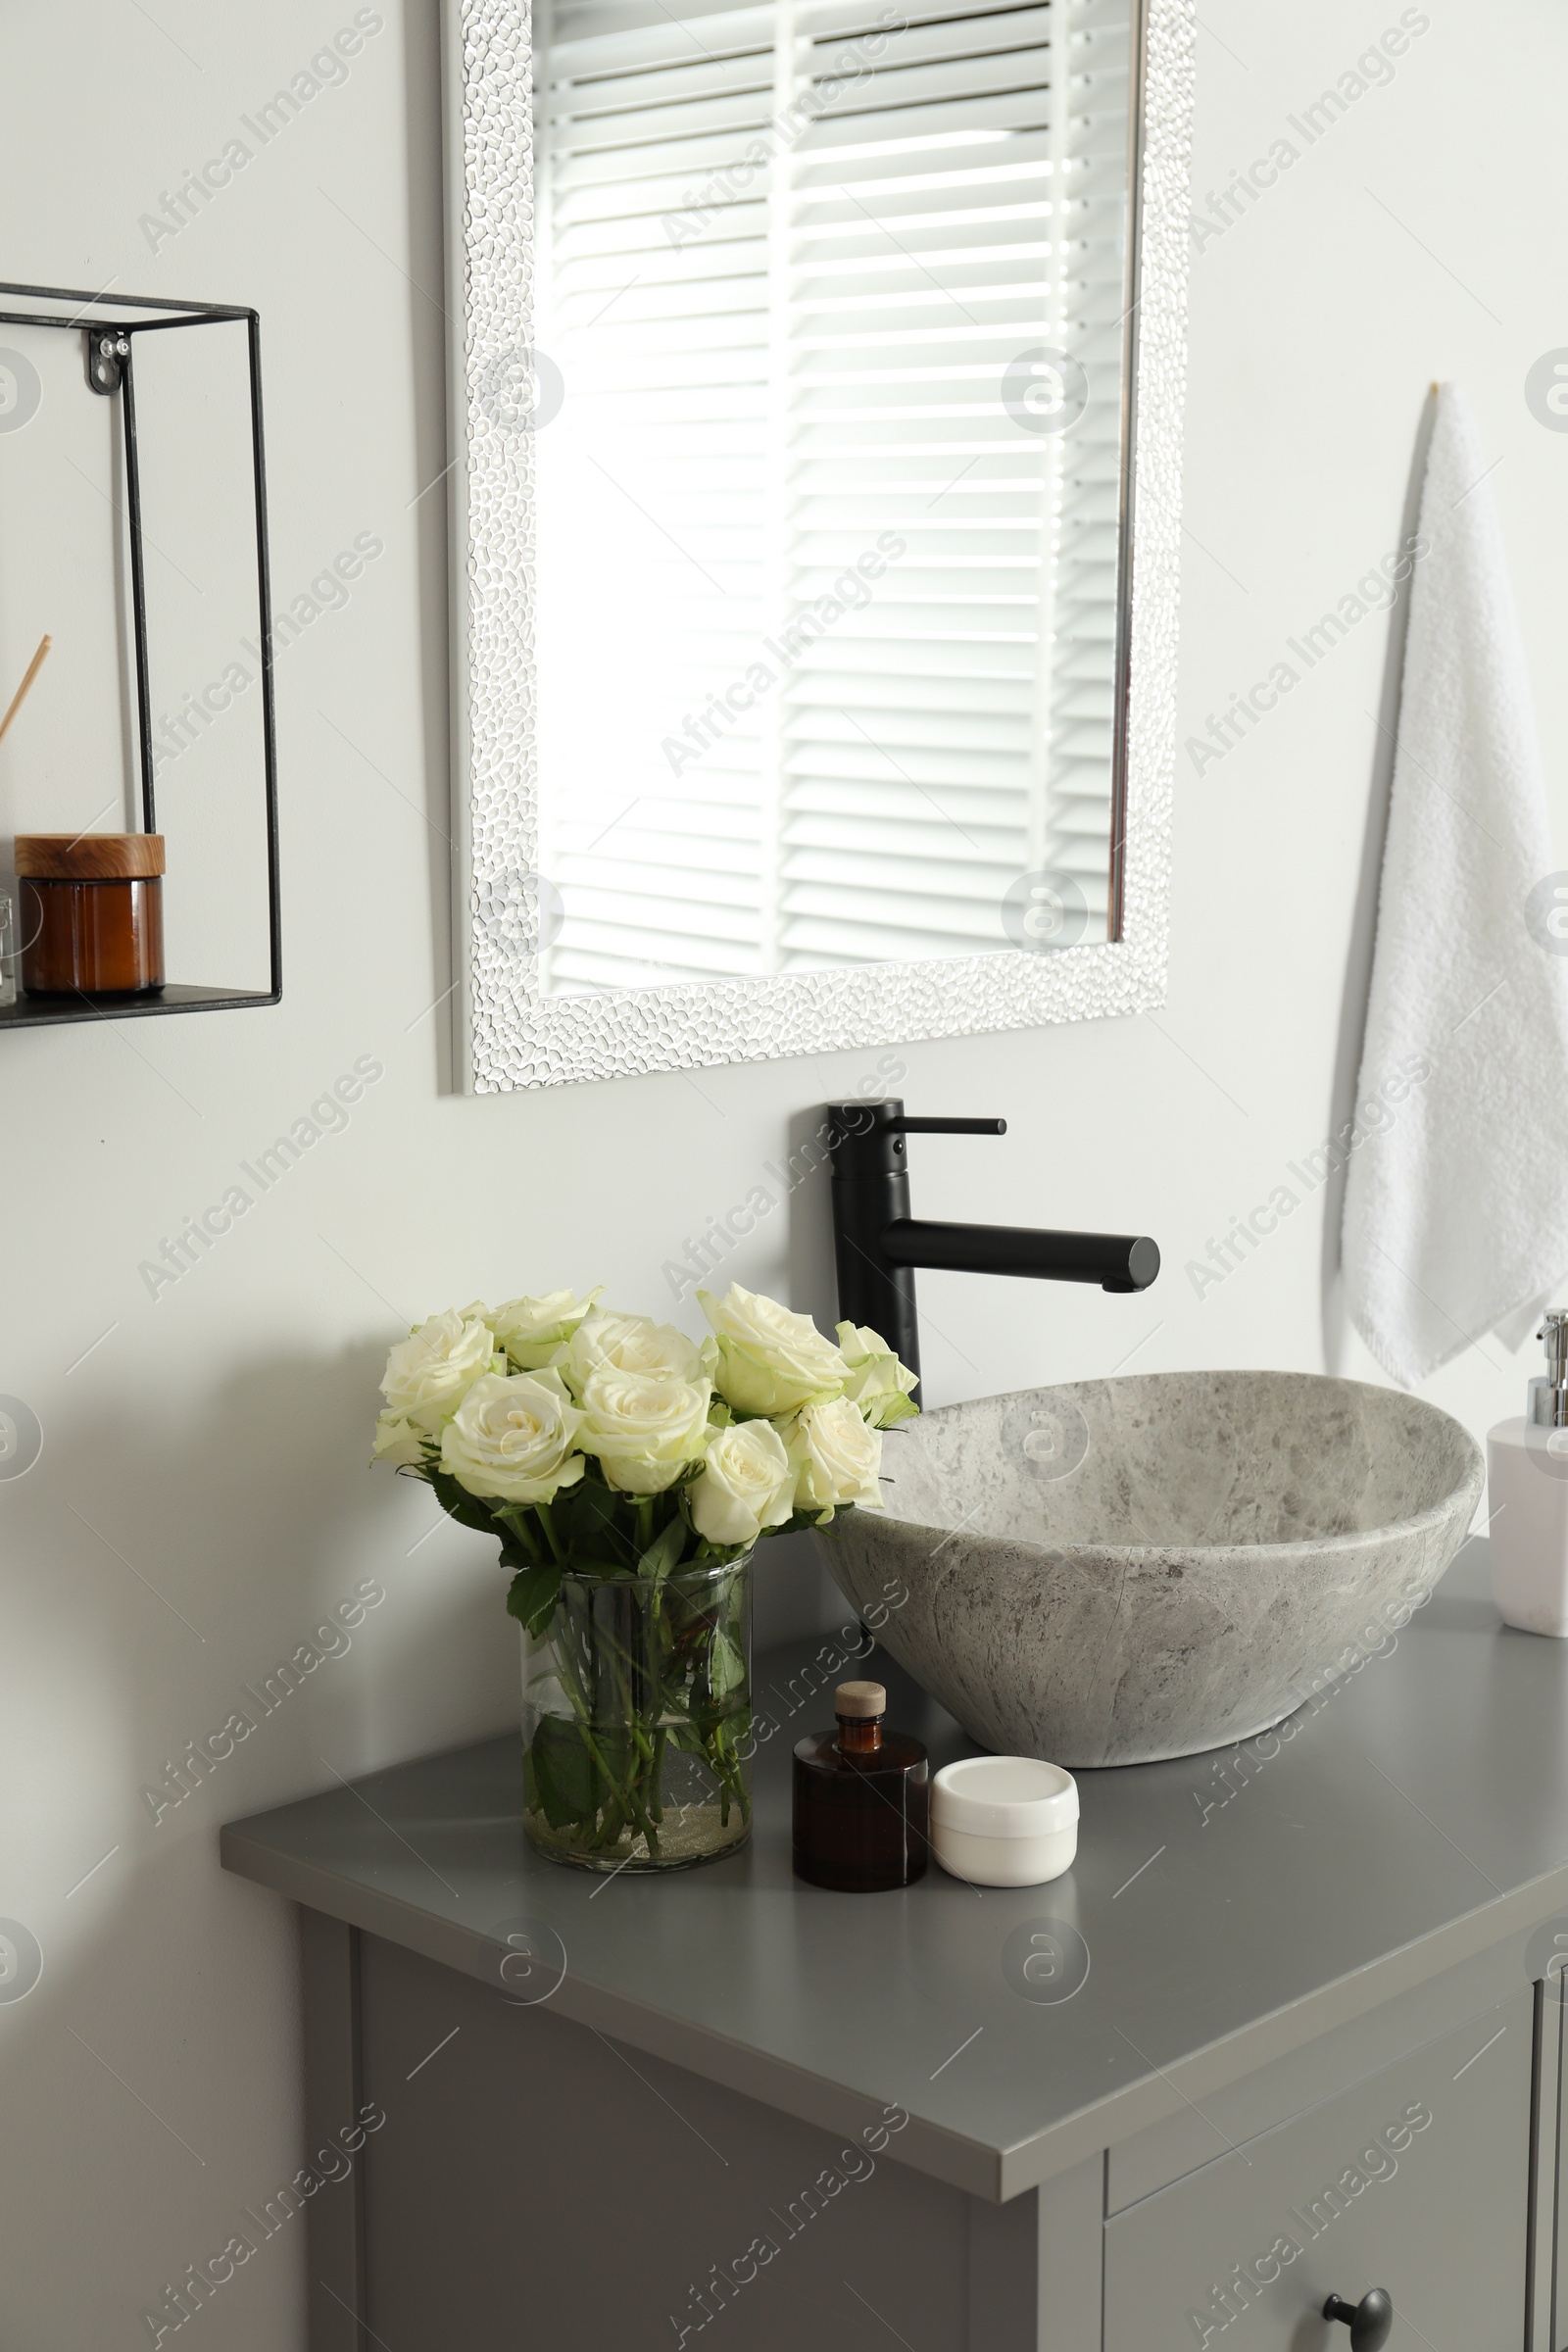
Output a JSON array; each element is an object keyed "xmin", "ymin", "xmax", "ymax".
[{"xmin": 1323, "ymin": 2288, "xmax": 1394, "ymax": 2349}]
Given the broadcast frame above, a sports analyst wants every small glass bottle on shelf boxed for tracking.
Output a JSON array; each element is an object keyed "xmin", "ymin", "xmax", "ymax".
[{"xmin": 792, "ymin": 1680, "xmax": 929, "ymax": 1892}]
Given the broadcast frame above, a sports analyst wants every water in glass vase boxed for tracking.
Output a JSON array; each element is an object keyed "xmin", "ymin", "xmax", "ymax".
[{"xmin": 520, "ymin": 1559, "xmax": 753, "ymax": 1872}]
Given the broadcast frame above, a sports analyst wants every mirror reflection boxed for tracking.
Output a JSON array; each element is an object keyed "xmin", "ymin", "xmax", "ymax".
[{"xmin": 530, "ymin": 0, "xmax": 1138, "ymax": 992}]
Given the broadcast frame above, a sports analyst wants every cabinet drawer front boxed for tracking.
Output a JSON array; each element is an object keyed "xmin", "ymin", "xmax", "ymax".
[{"xmin": 1104, "ymin": 1993, "xmax": 1532, "ymax": 2352}]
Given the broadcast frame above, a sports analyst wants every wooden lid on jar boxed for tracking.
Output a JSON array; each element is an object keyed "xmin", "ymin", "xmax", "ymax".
[
  {"xmin": 836, "ymin": 1681, "xmax": 887, "ymax": 1719},
  {"xmin": 14, "ymin": 833, "xmax": 166, "ymax": 880}
]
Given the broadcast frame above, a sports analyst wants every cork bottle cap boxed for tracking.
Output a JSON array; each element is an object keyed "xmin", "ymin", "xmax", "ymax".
[
  {"xmin": 836, "ymin": 1681, "xmax": 886, "ymax": 1719},
  {"xmin": 15, "ymin": 832, "xmax": 166, "ymax": 880}
]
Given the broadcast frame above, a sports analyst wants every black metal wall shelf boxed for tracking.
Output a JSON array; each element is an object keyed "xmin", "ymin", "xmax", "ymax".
[
  {"xmin": 0, "ymin": 983, "xmax": 274, "ymax": 1030},
  {"xmin": 0, "ymin": 277, "xmax": 280, "ymax": 1026}
]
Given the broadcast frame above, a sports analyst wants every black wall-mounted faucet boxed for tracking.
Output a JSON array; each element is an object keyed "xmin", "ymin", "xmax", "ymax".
[{"xmin": 825, "ymin": 1099, "xmax": 1159, "ymax": 1396}]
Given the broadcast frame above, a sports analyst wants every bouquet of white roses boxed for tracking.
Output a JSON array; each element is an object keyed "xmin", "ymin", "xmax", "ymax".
[{"xmin": 371, "ymin": 1283, "xmax": 916, "ymax": 1870}]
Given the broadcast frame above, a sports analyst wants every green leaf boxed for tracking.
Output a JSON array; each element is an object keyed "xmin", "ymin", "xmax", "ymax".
[
  {"xmin": 749, "ymin": 1505, "xmax": 829, "ymax": 1543},
  {"xmin": 561, "ymin": 1476, "xmax": 638, "ymax": 1567},
  {"xmin": 527, "ymin": 1716, "xmax": 600, "ymax": 1829},
  {"xmin": 709, "ymin": 1628, "xmax": 746, "ymax": 1702},
  {"xmin": 638, "ymin": 1514, "xmax": 687, "ymax": 1584},
  {"xmin": 425, "ymin": 1463, "xmax": 510, "ymax": 1541},
  {"xmin": 506, "ymin": 1562, "xmax": 564, "ymax": 1640}
]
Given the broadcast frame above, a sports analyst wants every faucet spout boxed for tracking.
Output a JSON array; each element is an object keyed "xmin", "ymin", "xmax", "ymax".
[
  {"xmin": 824, "ymin": 1099, "xmax": 1159, "ymax": 1396},
  {"xmin": 883, "ymin": 1219, "xmax": 1159, "ymax": 1294}
]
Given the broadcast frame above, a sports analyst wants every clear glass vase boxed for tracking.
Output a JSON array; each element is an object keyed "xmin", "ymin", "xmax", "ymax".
[{"xmin": 520, "ymin": 1557, "xmax": 753, "ymax": 1872}]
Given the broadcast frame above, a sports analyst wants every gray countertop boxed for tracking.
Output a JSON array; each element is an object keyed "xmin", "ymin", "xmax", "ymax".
[{"xmin": 221, "ymin": 1539, "xmax": 1568, "ymax": 2201}]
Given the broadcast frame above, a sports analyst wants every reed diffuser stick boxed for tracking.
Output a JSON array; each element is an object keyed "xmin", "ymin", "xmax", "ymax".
[{"xmin": 0, "ymin": 635, "xmax": 52, "ymax": 750}]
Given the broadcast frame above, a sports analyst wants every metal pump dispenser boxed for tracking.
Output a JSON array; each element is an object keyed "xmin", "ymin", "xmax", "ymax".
[{"xmin": 1528, "ymin": 1311, "xmax": 1568, "ymax": 1429}]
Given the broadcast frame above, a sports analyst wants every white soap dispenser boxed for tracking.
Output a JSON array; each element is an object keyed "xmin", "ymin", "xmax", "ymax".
[{"xmin": 1489, "ymin": 1311, "xmax": 1568, "ymax": 1636}]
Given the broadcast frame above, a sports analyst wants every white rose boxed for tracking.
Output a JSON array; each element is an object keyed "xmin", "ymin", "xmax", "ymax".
[
  {"xmin": 380, "ymin": 1307, "xmax": 499, "ymax": 1436},
  {"xmin": 577, "ymin": 1370, "xmax": 712, "ymax": 1494},
  {"xmin": 439, "ymin": 1369, "xmax": 585, "ymax": 1504},
  {"xmin": 785, "ymin": 1396, "xmax": 885, "ymax": 1518},
  {"xmin": 564, "ymin": 1310, "xmax": 706, "ymax": 1394},
  {"xmin": 835, "ymin": 1322, "xmax": 919, "ymax": 1429},
  {"xmin": 371, "ymin": 1411, "xmax": 425, "ymax": 1468},
  {"xmin": 689, "ymin": 1419, "xmax": 795, "ymax": 1547},
  {"xmin": 491, "ymin": 1287, "xmax": 601, "ymax": 1371},
  {"xmin": 698, "ymin": 1284, "xmax": 849, "ymax": 1417}
]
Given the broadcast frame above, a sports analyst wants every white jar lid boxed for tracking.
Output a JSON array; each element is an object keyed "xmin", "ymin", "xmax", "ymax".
[{"xmin": 932, "ymin": 1756, "xmax": 1078, "ymax": 1838}]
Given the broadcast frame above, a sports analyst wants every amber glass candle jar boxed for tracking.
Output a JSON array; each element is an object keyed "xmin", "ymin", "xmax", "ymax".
[{"xmin": 16, "ymin": 834, "xmax": 166, "ymax": 997}]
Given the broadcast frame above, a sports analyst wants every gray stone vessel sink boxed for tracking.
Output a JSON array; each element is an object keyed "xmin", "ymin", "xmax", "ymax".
[{"xmin": 823, "ymin": 1371, "xmax": 1485, "ymax": 1767}]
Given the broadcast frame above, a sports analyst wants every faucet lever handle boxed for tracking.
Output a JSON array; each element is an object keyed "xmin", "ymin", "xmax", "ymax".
[{"xmin": 892, "ymin": 1117, "xmax": 1006, "ymax": 1137}]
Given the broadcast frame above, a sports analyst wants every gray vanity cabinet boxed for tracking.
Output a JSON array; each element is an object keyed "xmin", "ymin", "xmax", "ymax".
[
  {"xmin": 307, "ymin": 1936, "xmax": 1550, "ymax": 2352},
  {"xmin": 1103, "ymin": 1993, "xmax": 1533, "ymax": 2352},
  {"xmin": 221, "ymin": 1547, "xmax": 1568, "ymax": 2352}
]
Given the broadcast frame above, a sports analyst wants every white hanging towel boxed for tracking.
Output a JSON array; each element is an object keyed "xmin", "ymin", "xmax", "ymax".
[{"xmin": 1342, "ymin": 384, "xmax": 1568, "ymax": 1388}]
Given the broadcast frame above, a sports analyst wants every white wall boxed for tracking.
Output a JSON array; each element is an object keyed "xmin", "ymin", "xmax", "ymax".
[{"xmin": 0, "ymin": 1, "xmax": 1563, "ymax": 2340}]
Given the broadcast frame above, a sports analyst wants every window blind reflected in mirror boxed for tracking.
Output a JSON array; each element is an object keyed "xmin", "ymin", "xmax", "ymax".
[{"xmin": 533, "ymin": 0, "xmax": 1135, "ymax": 994}]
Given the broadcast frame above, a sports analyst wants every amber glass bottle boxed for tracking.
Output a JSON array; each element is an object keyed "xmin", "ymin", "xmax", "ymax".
[{"xmin": 793, "ymin": 1681, "xmax": 929, "ymax": 1891}]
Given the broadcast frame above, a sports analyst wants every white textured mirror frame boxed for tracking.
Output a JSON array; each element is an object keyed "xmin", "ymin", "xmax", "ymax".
[{"xmin": 441, "ymin": 0, "xmax": 1194, "ymax": 1093}]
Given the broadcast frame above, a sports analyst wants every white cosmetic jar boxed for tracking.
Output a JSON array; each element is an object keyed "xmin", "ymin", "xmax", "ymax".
[{"xmin": 930, "ymin": 1756, "xmax": 1079, "ymax": 1886}]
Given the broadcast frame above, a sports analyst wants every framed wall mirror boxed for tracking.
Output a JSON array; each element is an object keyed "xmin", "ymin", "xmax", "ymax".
[{"xmin": 441, "ymin": 0, "xmax": 1192, "ymax": 1090}]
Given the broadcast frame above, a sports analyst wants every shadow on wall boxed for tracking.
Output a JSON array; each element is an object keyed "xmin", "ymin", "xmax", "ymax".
[
  {"xmin": 0, "ymin": 1337, "xmax": 520, "ymax": 2339},
  {"xmin": 786, "ymin": 1099, "xmax": 843, "ymax": 1337},
  {"xmin": 770, "ymin": 1091, "xmax": 906, "ymax": 1648},
  {"xmin": 1320, "ymin": 386, "xmax": 1442, "ymax": 1370}
]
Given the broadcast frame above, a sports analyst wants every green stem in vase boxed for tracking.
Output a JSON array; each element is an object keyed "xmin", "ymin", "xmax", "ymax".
[
  {"xmin": 549, "ymin": 1617, "xmax": 646, "ymax": 1848},
  {"xmin": 708, "ymin": 1712, "xmax": 752, "ymax": 1829},
  {"xmin": 623, "ymin": 1774, "xmax": 662, "ymax": 1857},
  {"xmin": 524, "ymin": 1553, "xmax": 753, "ymax": 1868},
  {"xmin": 648, "ymin": 1727, "xmax": 668, "ymax": 1823},
  {"xmin": 564, "ymin": 1580, "xmax": 671, "ymax": 1860},
  {"xmin": 608, "ymin": 1612, "xmax": 664, "ymax": 1852},
  {"xmin": 590, "ymin": 1791, "xmax": 628, "ymax": 1850}
]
